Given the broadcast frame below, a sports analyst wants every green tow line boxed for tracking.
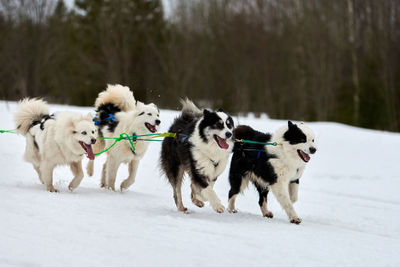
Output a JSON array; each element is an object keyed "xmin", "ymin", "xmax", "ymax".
[
  {"xmin": 95, "ymin": 132, "xmax": 176, "ymax": 156},
  {"xmin": 0, "ymin": 129, "xmax": 16, "ymax": 134},
  {"xmin": 235, "ymin": 139, "xmax": 279, "ymax": 146},
  {"xmin": 1, "ymin": 129, "xmax": 277, "ymax": 154}
]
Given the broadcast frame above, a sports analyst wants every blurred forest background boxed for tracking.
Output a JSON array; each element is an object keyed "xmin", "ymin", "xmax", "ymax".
[{"xmin": 0, "ymin": 0, "xmax": 399, "ymax": 131}]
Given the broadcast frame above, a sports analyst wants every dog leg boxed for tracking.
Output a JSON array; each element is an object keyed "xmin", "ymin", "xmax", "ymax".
[
  {"xmin": 68, "ymin": 161, "xmax": 84, "ymax": 191},
  {"xmin": 172, "ymin": 168, "xmax": 187, "ymax": 213},
  {"xmin": 120, "ymin": 159, "xmax": 139, "ymax": 191},
  {"xmin": 255, "ymin": 185, "xmax": 273, "ymax": 218},
  {"xmin": 191, "ymin": 183, "xmax": 204, "ymax": 208},
  {"xmin": 86, "ymin": 160, "xmax": 94, "ymax": 177},
  {"xmin": 40, "ymin": 162, "xmax": 58, "ymax": 192},
  {"xmin": 228, "ymin": 179, "xmax": 246, "ymax": 213},
  {"xmin": 33, "ymin": 164, "xmax": 44, "ymax": 184},
  {"xmin": 289, "ymin": 182, "xmax": 299, "ymax": 203},
  {"xmin": 270, "ymin": 181, "xmax": 301, "ymax": 224},
  {"xmin": 105, "ymin": 157, "xmax": 120, "ymax": 191},
  {"xmin": 200, "ymin": 183, "xmax": 225, "ymax": 213},
  {"xmin": 100, "ymin": 161, "xmax": 107, "ymax": 188}
]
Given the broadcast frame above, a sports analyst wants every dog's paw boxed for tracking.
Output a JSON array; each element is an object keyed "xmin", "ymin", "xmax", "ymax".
[
  {"xmin": 120, "ymin": 181, "xmax": 132, "ymax": 191},
  {"xmin": 47, "ymin": 186, "xmax": 59, "ymax": 193},
  {"xmin": 290, "ymin": 217, "xmax": 302, "ymax": 224},
  {"xmin": 228, "ymin": 208, "xmax": 238, "ymax": 213},
  {"xmin": 192, "ymin": 198, "xmax": 204, "ymax": 208},
  {"xmin": 107, "ymin": 185, "xmax": 116, "ymax": 191},
  {"xmin": 263, "ymin": 211, "xmax": 274, "ymax": 218},
  {"xmin": 213, "ymin": 204, "xmax": 225, "ymax": 213},
  {"xmin": 178, "ymin": 206, "xmax": 189, "ymax": 214}
]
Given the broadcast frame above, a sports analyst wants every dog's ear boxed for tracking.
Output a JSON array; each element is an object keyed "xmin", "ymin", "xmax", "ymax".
[
  {"xmin": 203, "ymin": 109, "xmax": 211, "ymax": 117},
  {"xmin": 217, "ymin": 108, "xmax": 224, "ymax": 112},
  {"xmin": 288, "ymin": 121, "xmax": 295, "ymax": 129}
]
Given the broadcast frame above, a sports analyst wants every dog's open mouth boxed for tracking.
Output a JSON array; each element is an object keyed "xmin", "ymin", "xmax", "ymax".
[
  {"xmin": 214, "ymin": 135, "xmax": 229, "ymax": 150},
  {"xmin": 145, "ymin": 122, "xmax": 157, "ymax": 133},
  {"xmin": 79, "ymin": 141, "xmax": 95, "ymax": 160},
  {"xmin": 297, "ymin": 149, "xmax": 310, "ymax": 163}
]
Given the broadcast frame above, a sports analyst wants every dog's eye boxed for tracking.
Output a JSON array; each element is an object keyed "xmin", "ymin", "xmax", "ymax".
[
  {"xmin": 216, "ymin": 122, "xmax": 223, "ymax": 128},
  {"xmin": 92, "ymin": 131, "xmax": 95, "ymax": 134},
  {"xmin": 138, "ymin": 112, "xmax": 145, "ymax": 116},
  {"xmin": 312, "ymin": 139, "xmax": 314, "ymax": 142},
  {"xmin": 73, "ymin": 131, "xmax": 77, "ymax": 134},
  {"xmin": 147, "ymin": 113, "xmax": 152, "ymax": 116},
  {"xmin": 81, "ymin": 131, "xmax": 87, "ymax": 135}
]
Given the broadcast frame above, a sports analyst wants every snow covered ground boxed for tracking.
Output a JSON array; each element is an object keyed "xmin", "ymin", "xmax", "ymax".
[{"xmin": 0, "ymin": 101, "xmax": 399, "ymax": 267}]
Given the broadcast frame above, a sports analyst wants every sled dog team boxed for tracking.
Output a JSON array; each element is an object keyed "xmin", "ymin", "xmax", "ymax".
[{"xmin": 14, "ymin": 84, "xmax": 317, "ymax": 224}]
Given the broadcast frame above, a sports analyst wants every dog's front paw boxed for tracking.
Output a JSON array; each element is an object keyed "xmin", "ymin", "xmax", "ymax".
[
  {"xmin": 192, "ymin": 198, "xmax": 204, "ymax": 208},
  {"xmin": 263, "ymin": 211, "xmax": 274, "ymax": 218},
  {"xmin": 47, "ymin": 186, "xmax": 59, "ymax": 193},
  {"xmin": 228, "ymin": 208, "xmax": 238, "ymax": 213},
  {"xmin": 290, "ymin": 217, "xmax": 302, "ymax": 224},
  {"xmin": 213, "ymin": 204, "xmax": 225, "ymax": 213},
  {"xmin": 120, "ymin": 181, "xmax": 132, "ymax": 191}
]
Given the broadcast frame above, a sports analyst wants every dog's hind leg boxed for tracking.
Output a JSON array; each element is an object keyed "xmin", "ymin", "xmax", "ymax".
[
  {"xmin": 255, "ymin": 184, "xmax": 273, "ymax": 218},
  {"xmin": 270, "ymin": 181, "xmax": 301, "ymax": 224},
  {"xmin": 171, "ymin": 167, "xmax": 187, "ymax": 213},
  {"xmin": 40, "ymin": 162, "xmax": 58, "ymax": 192},
  {"xmin": 120, "ymin": 159, "xmax": 139, "ymax": 191},
  {"xmin": 228, "ymin": 172, "xmax": 248, "ymax": 213},
  {"xmin": 68, "ymin": 161, "xmax": 84, "ymax": 191},
  {"xmin": 105, "ymin": 157, "xmax": 121, "ymax": 191}
]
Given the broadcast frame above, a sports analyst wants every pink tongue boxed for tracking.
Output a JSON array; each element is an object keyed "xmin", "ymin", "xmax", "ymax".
[
  {"xmin": 216, "ymin": 136, "xmax": 229, "ymax": 150},
  {"xmin": 300, "ymin": 150, "xmax": 310, "ymax": 162},
  {"xmin": 85, "ymin": 144, "xmax": 95, "ymax": 160}
]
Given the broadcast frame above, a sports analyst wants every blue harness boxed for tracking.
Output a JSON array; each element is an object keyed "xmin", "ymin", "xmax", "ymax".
[{"xmin": 93, "ymin": 114, "xmax": 116, "ymax": 126}]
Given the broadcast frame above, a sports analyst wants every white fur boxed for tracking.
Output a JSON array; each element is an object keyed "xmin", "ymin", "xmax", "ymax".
[
  {"xmin": 91, "ymin": 85, "xmax": 160, "ymax": 191},
  {"xmin": 187, "ymin": 113, "xmax": 234, "ymax": 213},
  {"xmin": 95, "ymin": 84, "xmax": 136, "ymax": 111},
  {"xmin": 265, "ymin": 122, "xmax": 317, "ymax": 223},
  {"xmin": 14, "ymin": 99, "xmax": 98, "ymax": 192}
]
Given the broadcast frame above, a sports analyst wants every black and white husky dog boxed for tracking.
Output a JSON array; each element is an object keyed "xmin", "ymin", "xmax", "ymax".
[
  {"xmin": 228, "ymin": 121, "xmax": 317, "ymax": 224},
  {"xmin": 161, "ymin": 99, "xmax": 234, "ymax": 213}
]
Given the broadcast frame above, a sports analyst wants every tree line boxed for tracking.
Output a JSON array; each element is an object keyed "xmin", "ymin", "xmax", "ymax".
[{"xmin": 0, "ymin": 0, "xmax": 399, "ymax": 131}]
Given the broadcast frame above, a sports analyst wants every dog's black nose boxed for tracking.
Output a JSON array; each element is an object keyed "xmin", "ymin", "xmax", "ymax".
[
  {"xmin": 309, "ymin": 147, "xmax": 317, "ymax": 154},
  {"xmin": 91, "ymin": 138, "xmax": 96, "ymax": 144},
  {"xmin": 155, "ymin": 119, "xmax": 161, "ymax": 126},
  {"xmin": 225, "ymin": 132, "xmax": 232, "ymax": 138}
]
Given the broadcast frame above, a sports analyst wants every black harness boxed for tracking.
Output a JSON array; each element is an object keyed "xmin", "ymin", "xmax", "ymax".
[{"xmin": 30, "ymin": 114, "xmax": 55, "ymax": 130}]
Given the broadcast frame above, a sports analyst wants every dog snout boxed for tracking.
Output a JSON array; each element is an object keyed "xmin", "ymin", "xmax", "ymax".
[
  {"xmin": 309, "ymin": 147, "xmax": 317, "ymax": 154},
  {"xmin": 91, "ymin": 138, "xmax": 96, "ymax": 145},
  {"xmin": 225, "ymin": 132, "xmax": 232, "ymax": 139},
  {"xmin": 155, "ymin": 119, "xmax": 161, "ymax": 126}
]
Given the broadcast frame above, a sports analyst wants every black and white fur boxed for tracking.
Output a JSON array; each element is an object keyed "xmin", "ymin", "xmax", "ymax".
[
  {"xmin": 160, "ymin": 99, "xmax": 234, "ymax": 213},
  {"xmin": 88, "ymin": 84, "xmax": 160, "ymax": 191},
  {"xmin": 228, "ymin": 121, "xmax": 317, "ymax": 224}
]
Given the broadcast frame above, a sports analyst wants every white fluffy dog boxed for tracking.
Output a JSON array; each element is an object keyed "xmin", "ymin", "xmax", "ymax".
[
  {"xmin": 88, "ymin": 84, "xmax": 161, "ymax": 191},
  {"xmin": 14, "ymin": 99, "xmax": 98, "ymax": 192}
]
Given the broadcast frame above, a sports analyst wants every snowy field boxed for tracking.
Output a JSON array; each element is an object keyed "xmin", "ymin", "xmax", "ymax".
[{"xmin": 0, "ymin": 101, "xmax": 399, "ymax": 267}]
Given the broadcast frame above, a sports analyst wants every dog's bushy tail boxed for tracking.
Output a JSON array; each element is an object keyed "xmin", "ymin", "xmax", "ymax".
[
  {"xmin": 14, "ymin": 98, "xmax": 49, "ymax": 136},
  {"xmin": 95, "ymin": 84, "xmax": 136, "ymax": 111},
  {"xmin": 180, "ymin": 98, "xmax": 202, "ymax": 121}
]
